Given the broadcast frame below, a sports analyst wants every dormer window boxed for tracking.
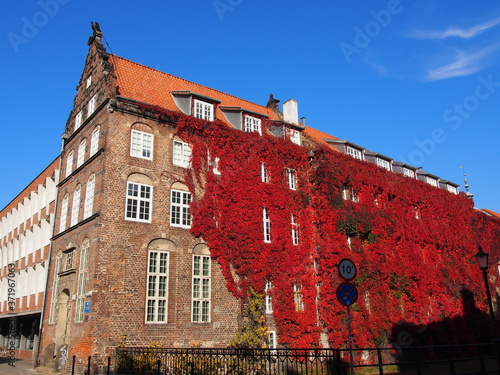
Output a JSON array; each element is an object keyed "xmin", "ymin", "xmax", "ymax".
[
  {"xmin": 194, "ymin": 99, "xmax": 214, "ymax": 121},
  {"xmin": 287, "ymin": 128, "xmax": 301, "ymax": 145},
  {"xmin": 403, "ymin": 168, "xmax": 415, "ymax": 178},
  {"xmin": 347, "ymin": 146, "xmax": 362, "ymax": 160},
  {"xmin": 447, "ymin": 185, "xmax": 458, "ymax": 194},
  {"xmin": 376, "ymin": 158, "xmax": 391, "ymax": 171},
  {"xmin": 425, "ymin": 176, "xmax": 438, "ymax": 187},
  {"xmin": 244, "ymin": 115, "xmax": 262, "ymax": 135}
]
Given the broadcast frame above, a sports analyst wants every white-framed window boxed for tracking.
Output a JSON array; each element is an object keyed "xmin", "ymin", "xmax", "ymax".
[
  {"xmin": 268, "ymin": 330, "xmax": 277, "ymax": 352},
  {"xmin": 342, "ymin": 186, "xmax": 359, "ymax": 202},
  {"xmin": 263, "ymin": 208, "xmax": 271, "ymax": 243},
  {"xmin": 346, "ymin": 146, "xmax": 362, "ymax": 160},
  {"xmin": 75, "ymin": 241, "xmax": 89, "ymax": 322},
  {"xmin": 265, "ymin": 281, "xmax": 273, "ymax": 314},
  {"xmin": 261, "ymin": 163, "xmax": 270, "ymax": 183},
  {"xmin": 170, "ymin": 189, "xmax": 191, "ymax": 228},
  {"xmin": 288, "ymin": 128, "xmax": 301, "ymax": 145},
  {"xmin": 49, "ymin": 256, "xmax": 61, "ymax": 324},
  {"xmin": 293, "ymin": 284, "xmax": 304, "ymax": 311},
  {"xmin": 77, "ymin": 139, "xmax": 86, "ymax": 168},
  {"xmin": 244, "ymin": 115, "xmax": 262, "ymax": 135},
  {"xmin": 447, "ymin": 185, "xmax": 458, "ymax": 194},
  {"xmin": 208, "ymin": 152, "xmax": 220, "ymax": 175},
  {"xmin": 414, "ymin": 206, "xmax": 421, "ymax": 220},
  {"xmin": 70, "ymin": 185, "xmax": 81, "ymax": 227},
  {"xmin": 88, "ymin": 95, "xmax": 97, "ymax": 117},
  {"xmin": 173, "ymin": 140, "xmax": 192, "ymax": 168},
  {"xmin": 59, "ymin": 194, "xmax": 69, "ymax": 232},
  {"xmin": 426, "ymin": 176, "xmax": 438, "ymax": 187},
  {"xmin": 90, "ymin": 126, "xmax": 100, "ymax": 156},
  {"xmin": 376, "ymin": 158, "xmax": 391, "ymax": 171},
  {"xmin": 75, "ymin": 111, "xmax": 82, "ymax": 131},
  {"xmin": 194, "ymin": 99, "xmax": 214, "ymax": 121},
  {"xmin": 286, "ymin": 168, "xmax": 297, "ymax": 190},
  {"xmin": 125, "ymin": 182, "xmax": 152, "ymax": 223},
  {"xmin": 291, "ymin": 215, "xmax": 299, "ymax": 245},
  {"xmin": 192, "ymin": 254, "xmax": 211, "ymax": 322},
  {"xmin": 403, "ymin": 168, "xmax": 415, "ymax": 178},
  {"xmin": 131, "ymin": 130, "xmax": 153, "ymax": 160},
  {"xmin": 84, "ymin": 175, "xmax": 95, "ymax": 219},
  {"xmin": 66, "ymin": 151, "xmax": 74, "ymax": 178},
  {"xmin": 146, "ymin": 250, "xmax": 169, "ymax": 323},
  {"xmin": 86, "ymin": 75, "xmax": 92, "ymax": 88},
  {"xmin": 212, "ymin": 157, "xmax": 221, "ymax": 175}
]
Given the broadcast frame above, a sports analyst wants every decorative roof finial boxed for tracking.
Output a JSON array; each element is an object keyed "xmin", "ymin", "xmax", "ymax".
[
  {"xmin": 266, "ymin": 93, "xmax": 283, "ymax": 119},
  {"xmin": 91, "ymin": 21, "xmax": 102, "ymax": 37},
  {"xmin": 460, "ymin": 165, "xmax": 474, "ymax": 199},
  {"xmin": 88, "ymin": 21, "xmax": 105, "ymax": 50}
]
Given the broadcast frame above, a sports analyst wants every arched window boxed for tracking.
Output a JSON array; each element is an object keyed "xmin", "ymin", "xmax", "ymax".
[
  {"xmin": 90, "ymin": 126, "xmax": 100, "ymax": 156},
  {"xmin": 48, "ymin": 255, "xmax": 62, "ymax": 324},
  {"xmin": 65, "ymin": 151, "xmax": 74, "ymax": 178},
  {"xmin": 170, "ymin": 182, "xmax": 191, "ymax": 228},
  {"xmin": 70, "ymin": 185, "xmax": 81, "ymax": 227},
  {"xmin": 192, "ymin": 244, "xmax": 211, "ymax": 323},
  {"xmin": 59, "ymin": 194, "xmax": 69, "ymax": 233},
  {"xmin": 84, "ymin": 174, "xmax": 95, "ymax": 219},
  {"xmin": 172, "ymin": 137, "xmax": 191, "ymax": 168},
  {"xmin": 75, "ymin": 239, "xmax": 90, "ymax": 322},
  {"xmin": 125, "ymin": 174, "xmax": 153, "ymax": 223},
  {"xmin": 145, "ymin": 239, "xmax": 175, "ymax": 323},
  {"xmin": 77, "ymin": 139, "xmax": 87, "ymax": 168},
  {"xmin": 130, "ymin": 125, "xmax": 153, "ymax": 160}
]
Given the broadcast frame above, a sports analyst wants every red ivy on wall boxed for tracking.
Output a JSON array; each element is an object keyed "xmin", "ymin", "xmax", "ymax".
[{"xmin": 138, "ymin": 102, "xmax": 500, "ymax": 349}]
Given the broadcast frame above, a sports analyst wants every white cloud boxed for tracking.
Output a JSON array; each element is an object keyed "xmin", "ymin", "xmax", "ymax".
[
  {"xmin": 411, "ymin": 17, "xmax": 500, "ymax": 40},
  {"xmin": 424, "ymin": 44, "xmax": 500, "ymax": 81}
]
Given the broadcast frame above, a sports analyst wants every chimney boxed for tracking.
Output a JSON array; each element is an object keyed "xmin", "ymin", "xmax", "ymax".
[{"xmin": 283, "ymin": 99, "xmax": 298, "ymax": 124}]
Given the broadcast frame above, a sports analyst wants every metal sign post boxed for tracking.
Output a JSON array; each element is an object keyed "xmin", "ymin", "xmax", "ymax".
[
  {"xmin": 337, "ymin": 259, "xmax": 358, "ymax": 375},
  {"xmin": 347, "ymin": 304, "xmax": 354, "ymax": 375}
]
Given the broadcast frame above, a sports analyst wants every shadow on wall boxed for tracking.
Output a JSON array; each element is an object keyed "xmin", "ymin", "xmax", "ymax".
[{"xmin": 390, "ymin": 288, "xmax": 496, "ymax": 369}]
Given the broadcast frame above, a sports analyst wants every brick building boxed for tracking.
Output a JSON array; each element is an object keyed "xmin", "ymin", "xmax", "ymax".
[
  {"xmin": 37, "ymin": 25, "xmax": 246, "ymax": 372},
  {"xmin": 0, "ymin": 157, "xmax": 59, "ymax": 360},
  {"xmin": 33, "ymin": 25, "xmax": 499, "ymax": 374}
]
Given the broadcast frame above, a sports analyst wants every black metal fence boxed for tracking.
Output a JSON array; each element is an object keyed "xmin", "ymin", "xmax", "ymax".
[{"xmin": 115, "ymin": 342, "xmax": 500, "ymax": 375}]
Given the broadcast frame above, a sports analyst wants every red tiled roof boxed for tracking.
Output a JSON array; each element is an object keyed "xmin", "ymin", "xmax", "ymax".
[
  {"xmin": 303, "ymin": 126, "xmax": 341, "ymax": 152},
  {"xmin": 482, "ymin": 209, "xmax": 500, "ymax": 219},
  {"xmin": 109, "ymin": 54, "xmax": 346, "ymax": 151},
  {"xmin": 109, "ymin": 55, "xmax": 280, "ymax": 124}
]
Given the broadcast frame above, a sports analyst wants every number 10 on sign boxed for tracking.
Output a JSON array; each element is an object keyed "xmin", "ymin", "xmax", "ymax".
[{"xmin": 338, "ymin": 258, "xmax": 356, "ymax": 281}]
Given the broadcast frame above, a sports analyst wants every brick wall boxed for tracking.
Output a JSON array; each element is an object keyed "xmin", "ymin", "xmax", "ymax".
[{"xmin": 39, "ymin": 36, "xmax": 241, "ymax": 373}]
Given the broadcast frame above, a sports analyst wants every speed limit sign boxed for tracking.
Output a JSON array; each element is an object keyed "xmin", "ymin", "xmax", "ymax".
[{"xmin": 338, "ymin": 258, "xmax": 356, "ymax": 281}]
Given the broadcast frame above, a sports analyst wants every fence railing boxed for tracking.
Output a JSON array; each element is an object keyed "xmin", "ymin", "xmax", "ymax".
[{"xmin": 115, "ymin": 342, "xmax": 500, "ymax": 375}]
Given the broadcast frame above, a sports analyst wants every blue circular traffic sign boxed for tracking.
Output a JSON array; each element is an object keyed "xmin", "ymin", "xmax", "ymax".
[{"xmin": 336, "ymin": 282, "xmax": 358, "ymax": 306}]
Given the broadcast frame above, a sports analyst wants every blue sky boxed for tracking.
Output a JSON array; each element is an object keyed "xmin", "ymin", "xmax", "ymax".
[{"xmin": 1, "ymin": 0, "xmax": 499, "ymax": 213}]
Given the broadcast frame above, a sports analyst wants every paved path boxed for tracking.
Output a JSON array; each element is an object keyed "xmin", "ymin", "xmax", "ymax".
[{"xmin": 0, "ymin": 358, "xmax": 38, "ymax": 374}]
